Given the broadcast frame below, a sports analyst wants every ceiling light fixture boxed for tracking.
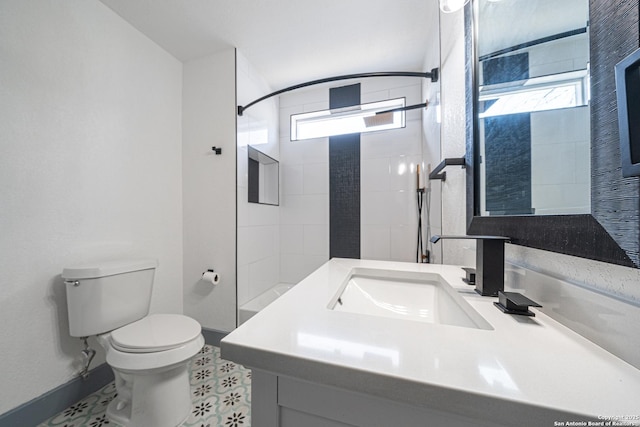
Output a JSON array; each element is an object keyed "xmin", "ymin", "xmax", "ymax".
[{"xmin": 439, "ymin": 0, "xmax": 470, "ymax": 13}]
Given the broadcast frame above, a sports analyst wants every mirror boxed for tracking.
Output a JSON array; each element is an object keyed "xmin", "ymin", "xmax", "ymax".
[
  {"xmin": 467, "ymin": 0, "xmax": 640, "ymax": 268},
  {"xmin": 248, "ymin": 146, "xmax": 279, "ymax": 206},
  {"xmin": 476, "ymin": 0, "xmax": 590, "ymax": 216}
]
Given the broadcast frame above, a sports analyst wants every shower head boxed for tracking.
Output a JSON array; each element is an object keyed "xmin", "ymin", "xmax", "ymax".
[
  {"xmin": 374, "ymin": 100, "xmax": 428, "ymax": 118},
  {"xmin": 363, "ymin": 112, "xmax": 395, "ymax": 128}
]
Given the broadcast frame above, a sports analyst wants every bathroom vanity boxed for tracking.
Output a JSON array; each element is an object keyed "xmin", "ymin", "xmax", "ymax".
[{"xmin": 221, "ymin": 259, "xmax": 640, "ymax": 427}]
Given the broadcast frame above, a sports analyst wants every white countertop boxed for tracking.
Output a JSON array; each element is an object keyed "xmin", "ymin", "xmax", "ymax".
[{"xmin": 221, "ymin": 259, "xmax": 640, "ymax": 425}]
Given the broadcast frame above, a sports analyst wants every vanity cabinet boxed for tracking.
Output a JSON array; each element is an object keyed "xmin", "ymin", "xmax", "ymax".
[
  {"xmin": 253, "ymin": 369, "xmax": 512, "ymax": 427},
  {"xmin": 221, "ymin": 259, "xmax": 640, "ymax": 427}
]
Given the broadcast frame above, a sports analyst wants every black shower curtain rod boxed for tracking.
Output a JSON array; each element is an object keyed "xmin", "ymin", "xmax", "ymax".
[
  {"xmin": 376, "ymin": 102, "xmax": 428, "ymax": 115},
  {"xmin": 237, "ymin": 68, "xmax": 439, "ymax": 116}
]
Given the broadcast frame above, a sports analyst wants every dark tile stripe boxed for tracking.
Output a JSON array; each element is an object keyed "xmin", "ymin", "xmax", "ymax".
[
  {"xmin": 329, "ymin": 83, "xmax": 361, "ymax": 109},
  {"xmin": 482, "ymin": 53, "xmax": 533, "ymax": 215},
  {"xmin": 329, "ymin": 84, "xmax": 361, "ymax": 259},
  {"xmin": 330, "ymin": 134, "xmax": 361, "ymax": 259}
]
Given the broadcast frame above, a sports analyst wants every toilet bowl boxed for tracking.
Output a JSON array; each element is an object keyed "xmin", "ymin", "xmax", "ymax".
[
  {"xmin": 97, "ymin": 314, "xmax": 204, "ymax": 427},
  {"xmin": 63, "ymin": 259, "xmax": 205, "ymax": 427}
]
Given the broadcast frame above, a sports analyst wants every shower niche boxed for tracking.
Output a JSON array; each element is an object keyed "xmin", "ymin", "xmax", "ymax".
[{"xmin": 248, "ymin": 145, "xmax": 279, "ymax": 205}]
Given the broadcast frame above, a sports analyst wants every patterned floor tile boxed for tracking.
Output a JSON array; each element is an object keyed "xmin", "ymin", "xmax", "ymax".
[{"xmin": 37, "ymin": 345, "xmax": 251, "ymax": 427}]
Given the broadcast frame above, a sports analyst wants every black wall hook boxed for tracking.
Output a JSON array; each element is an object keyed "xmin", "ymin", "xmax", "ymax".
[{"xmin": 212, "ymin": 146, "xmax": 222, "ymax": 155}]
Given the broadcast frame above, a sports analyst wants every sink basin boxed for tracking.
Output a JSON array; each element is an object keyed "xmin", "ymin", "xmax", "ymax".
[{"xmin": 329, "ymin": 268, "xmax": 493, "ymax": 330}]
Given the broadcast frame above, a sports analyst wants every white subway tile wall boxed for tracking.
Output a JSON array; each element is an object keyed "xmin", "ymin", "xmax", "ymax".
[
  {"xmin": 238, "ymin": 74, "xmax": 428, "ymax": 314},
  {"xmin": 278, "ymin": 78, "xmax": 424, "ymax": 277},
  {"xmin": 236, "ymin": 51, "xmax": 281, "ymax": 308}
]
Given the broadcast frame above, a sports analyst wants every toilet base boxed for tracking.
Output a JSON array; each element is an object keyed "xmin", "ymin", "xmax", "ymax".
[{"xmin": 106, "ymin": 362, "xmax": 192, "ymax": 427}]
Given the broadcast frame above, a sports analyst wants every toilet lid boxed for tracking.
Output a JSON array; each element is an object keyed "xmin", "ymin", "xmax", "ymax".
[{"xmin": 111, "ymin": 314, "xmax": 201, "ymax": 353}]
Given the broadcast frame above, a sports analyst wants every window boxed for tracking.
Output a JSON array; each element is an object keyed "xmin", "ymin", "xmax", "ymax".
[
  {"xmin": 290, "ymin": 98, "xmax": 406, "ymax": 141},
  {"xmin": 479, "ymin": 69, "xmax": 589, "ymax": 118}
]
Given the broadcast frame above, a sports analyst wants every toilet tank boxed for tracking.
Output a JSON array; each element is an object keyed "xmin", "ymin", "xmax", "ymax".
[{"xmin": 63, "ymin": 259, "xmax": 158, "ymax": 337}]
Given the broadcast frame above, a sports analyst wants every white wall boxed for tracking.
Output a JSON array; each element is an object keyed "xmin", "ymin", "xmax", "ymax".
[
  {"xmin": 278, "ymin": 78, "xmax": 424, "ymax": 282},
  {"xmin": 279, "ymin": 88, "xmax": 330, "ymax": 283},
  {"xmin": 421, "ymin": 0, "xmax": 443, "ymax": 264},
  {"xmin": 236, "ymin": 50, "xmax": 281, "ymax": 308},
  {"xmin": 529, "ymin": 34, "xmax": 591, "ymax": 214},
  {"xmin": 438, "ymin": 7, "xmax": 473, "ymax": 264},
  {"xmin": 182, "ymin": 49, "xmax": 237, "ymax": 332},
  {"xmin": 360, "ymin": 78, "xmax": 423, "ymax": 262},
  {"xmin": 0, "ymin": 0, "xmax": 183, "ymax": 414},
  {"xmin": 530, "ymin": 106, "xmax": 590, "ymax": 214}
]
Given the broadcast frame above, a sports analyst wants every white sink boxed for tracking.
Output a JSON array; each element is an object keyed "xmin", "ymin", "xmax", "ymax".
[{"xmin": 329, "ymin": 268, "xmax": 493, "ymax": 330}]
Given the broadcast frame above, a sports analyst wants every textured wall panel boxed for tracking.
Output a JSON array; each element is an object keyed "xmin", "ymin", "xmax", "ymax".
[{"xmin": 590, "ymin": 0, "xmax": 640, "ymax": 266}]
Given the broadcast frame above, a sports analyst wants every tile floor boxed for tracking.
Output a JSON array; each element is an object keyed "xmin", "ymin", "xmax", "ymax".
[{"xmin": 37, "ymin": 345, "xmax": 251, "ymax": 427}]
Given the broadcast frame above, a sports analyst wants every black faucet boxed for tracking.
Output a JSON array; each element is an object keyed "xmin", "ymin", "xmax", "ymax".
[{"xmin": 430, "ymin": 235, "xmax": 510, "ymax": 297}]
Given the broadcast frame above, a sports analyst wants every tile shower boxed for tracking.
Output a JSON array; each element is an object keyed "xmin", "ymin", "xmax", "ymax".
[{"xmin": 237, "ymin": 55, "xmax": 427, "ymax": 323}]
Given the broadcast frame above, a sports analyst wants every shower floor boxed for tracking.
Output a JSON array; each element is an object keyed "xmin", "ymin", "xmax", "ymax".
[
  {"xmin": 37, "ymin": 345, "xmax": 251, "ymax": 427},
  {"xmin": 239, "ymin": 283, "xmax": 295, "ymax": 324}
]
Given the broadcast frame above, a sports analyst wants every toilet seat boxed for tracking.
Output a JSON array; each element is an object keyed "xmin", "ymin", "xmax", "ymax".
[
  {"xmin": 103, "ymin": 332, "xmax": 205, "ymax": 372},
  {"xmin": 111, "ymin": 314, "xmax": 201, "ymax": 353}
]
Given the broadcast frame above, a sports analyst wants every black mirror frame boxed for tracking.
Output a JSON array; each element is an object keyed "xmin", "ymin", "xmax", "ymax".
[{"xmin": 464, "ymin": 0, "xmax": 640, "ymax": 269}]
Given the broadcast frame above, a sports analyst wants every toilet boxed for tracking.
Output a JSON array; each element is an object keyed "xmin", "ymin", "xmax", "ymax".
[{"xmin": 63, "ymin": 259, "xmax": 204, "ymax": 427}]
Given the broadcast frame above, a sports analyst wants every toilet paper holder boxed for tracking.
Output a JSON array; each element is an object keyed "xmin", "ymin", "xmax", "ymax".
[{"xmin": 201, "ymin": 268, "xmax": 220, "ymax": 285}]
